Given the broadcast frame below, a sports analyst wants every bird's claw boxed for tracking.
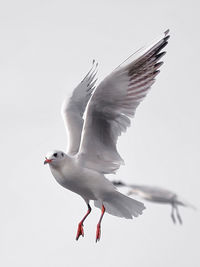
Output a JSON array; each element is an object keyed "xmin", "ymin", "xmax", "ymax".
[
  {"xmin": 96, "ymin": 224, "xmax": 101, "ymax": 242},
  {"xmin": 76, "ymin": 223, "xmax": 84, "ymax": 240}
]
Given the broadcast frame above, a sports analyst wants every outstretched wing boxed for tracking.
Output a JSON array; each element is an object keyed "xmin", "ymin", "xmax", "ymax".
[
  {"xmin": 61, "ymin": 60, "xmax": 98, "ymax": 155},
  {"xmin": 78, "ymin": 30, "xmax": 170, "ymax": 173}
]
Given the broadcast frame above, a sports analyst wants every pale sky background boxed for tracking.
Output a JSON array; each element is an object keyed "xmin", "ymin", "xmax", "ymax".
[{"xmin": 0, "ymin": 0, "xmax": 200, "ymax": 266}]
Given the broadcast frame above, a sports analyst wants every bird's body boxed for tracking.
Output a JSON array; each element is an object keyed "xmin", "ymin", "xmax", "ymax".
[
  {"xmin": 49, "ymin": 153, "xmax": 114, "ymax": 201},
  {"xmin": 113, "ymin": 181, "xmax": 195, "ymax": 224},
  {"xmin": 128, "ymin": 185, "xmax": 178, "ymax": 204},
  {"xmin": 48, "ymin": 151, "xmax": 145, "ymax": 219},
  {"xmin": 44, "ymin": 30, "xmax": 170, "ymax": 241}
]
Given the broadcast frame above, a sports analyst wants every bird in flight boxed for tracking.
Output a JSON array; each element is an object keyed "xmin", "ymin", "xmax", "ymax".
[
  {"xmin": 44, "ymin": 30, "xmax": 170, "ymax": 242},
  {"xmin": 113, "ymin": 181, "xmax": 195, "ymax": 224}
]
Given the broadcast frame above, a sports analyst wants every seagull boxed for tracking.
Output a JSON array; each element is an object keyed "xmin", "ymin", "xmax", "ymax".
[
  {"xmin": 44, "ymin": 30, "xmax": 170, "ymax": 242},
  {"xmin": 112, "ymin": 181, "xmax": 195, "ymax": 224}
]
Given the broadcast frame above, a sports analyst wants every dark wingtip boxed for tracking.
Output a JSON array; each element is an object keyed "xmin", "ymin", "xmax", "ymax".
[
  {"xmin": 92, "ymin": 59, "xmax": 98, "ymax": 68},
  {"xmin": 165, "ymin": 29, "xmax": 170, "ymax": 35},
  {"xmin": 164, "ymin": 29, "xmax": 170, "ymax": 42},
  {"xmin": 112, "ymin": 180, "xmax": 126, "ymax": 187},
  {"xmin": 155, "ymin": 51, "xmax": 166, "ymax": 60}
]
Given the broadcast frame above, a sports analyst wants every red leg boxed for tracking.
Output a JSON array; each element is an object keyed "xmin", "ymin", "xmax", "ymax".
[
  {"xmin": 76, "ymin": 204, "xmax": 91, "ymax": 241},
  {"xmin": 96, "ymin": 205, "xmax": 105, "ymax": 242}
]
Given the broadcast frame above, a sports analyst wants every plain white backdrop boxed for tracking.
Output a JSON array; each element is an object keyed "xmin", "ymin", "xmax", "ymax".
[{"xmin": 0, "ymin": 0, "xmax": 200, "ymax": 266}]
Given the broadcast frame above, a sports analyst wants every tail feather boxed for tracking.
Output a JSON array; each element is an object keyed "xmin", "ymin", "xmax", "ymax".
[
  {"xmin": 94, "ymin": 191, "xmax": 145, "ymax": 219},
  {"xmin": 176, "ymin": 196, "xmax": 196, "ymax": 210}
]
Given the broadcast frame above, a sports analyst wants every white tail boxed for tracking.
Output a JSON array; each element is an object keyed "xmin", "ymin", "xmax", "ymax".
[{"xmin": 94, "ymin": 191, "xmax": 145, "ymax": 219}]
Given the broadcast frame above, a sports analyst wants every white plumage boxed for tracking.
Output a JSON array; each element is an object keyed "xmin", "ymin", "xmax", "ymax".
[{"xmin": 44, "ymin": 30, "xmax": 170, "ymax": 242}]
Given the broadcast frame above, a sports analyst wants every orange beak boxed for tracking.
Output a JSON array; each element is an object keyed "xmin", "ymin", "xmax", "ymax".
[{"xmin": 44, "ymin": 158, "xmax": 52, "ymax": 165}]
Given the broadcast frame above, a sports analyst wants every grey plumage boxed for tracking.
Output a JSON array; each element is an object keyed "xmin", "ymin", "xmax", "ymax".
[{"xmin": 113, "ymin": 180, "xmax": 195, "ymax": 224}]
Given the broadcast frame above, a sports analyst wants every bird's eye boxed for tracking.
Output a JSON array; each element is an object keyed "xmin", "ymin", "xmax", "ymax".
[
  {"xmin": 61, "ymin": 153, "xmax": 64, "ymax": 157},
  {"xmin": 53, "ymin": 153, "xmax": 58, "ymax": 157}
]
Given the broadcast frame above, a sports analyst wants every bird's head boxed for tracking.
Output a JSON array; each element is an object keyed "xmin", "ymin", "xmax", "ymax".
[{"xmin": 44, "ymin": 150, "xmax": 66, "ymax": 167}]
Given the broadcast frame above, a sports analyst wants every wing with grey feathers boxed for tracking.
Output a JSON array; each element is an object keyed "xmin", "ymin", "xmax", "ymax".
[
  {"xmin": 61, "ymin": 61, "xmax": 98, "ymax": 155},
  {"xmin": 78, "ymin": 30, "xmax": 170, "ymax": 173}
]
